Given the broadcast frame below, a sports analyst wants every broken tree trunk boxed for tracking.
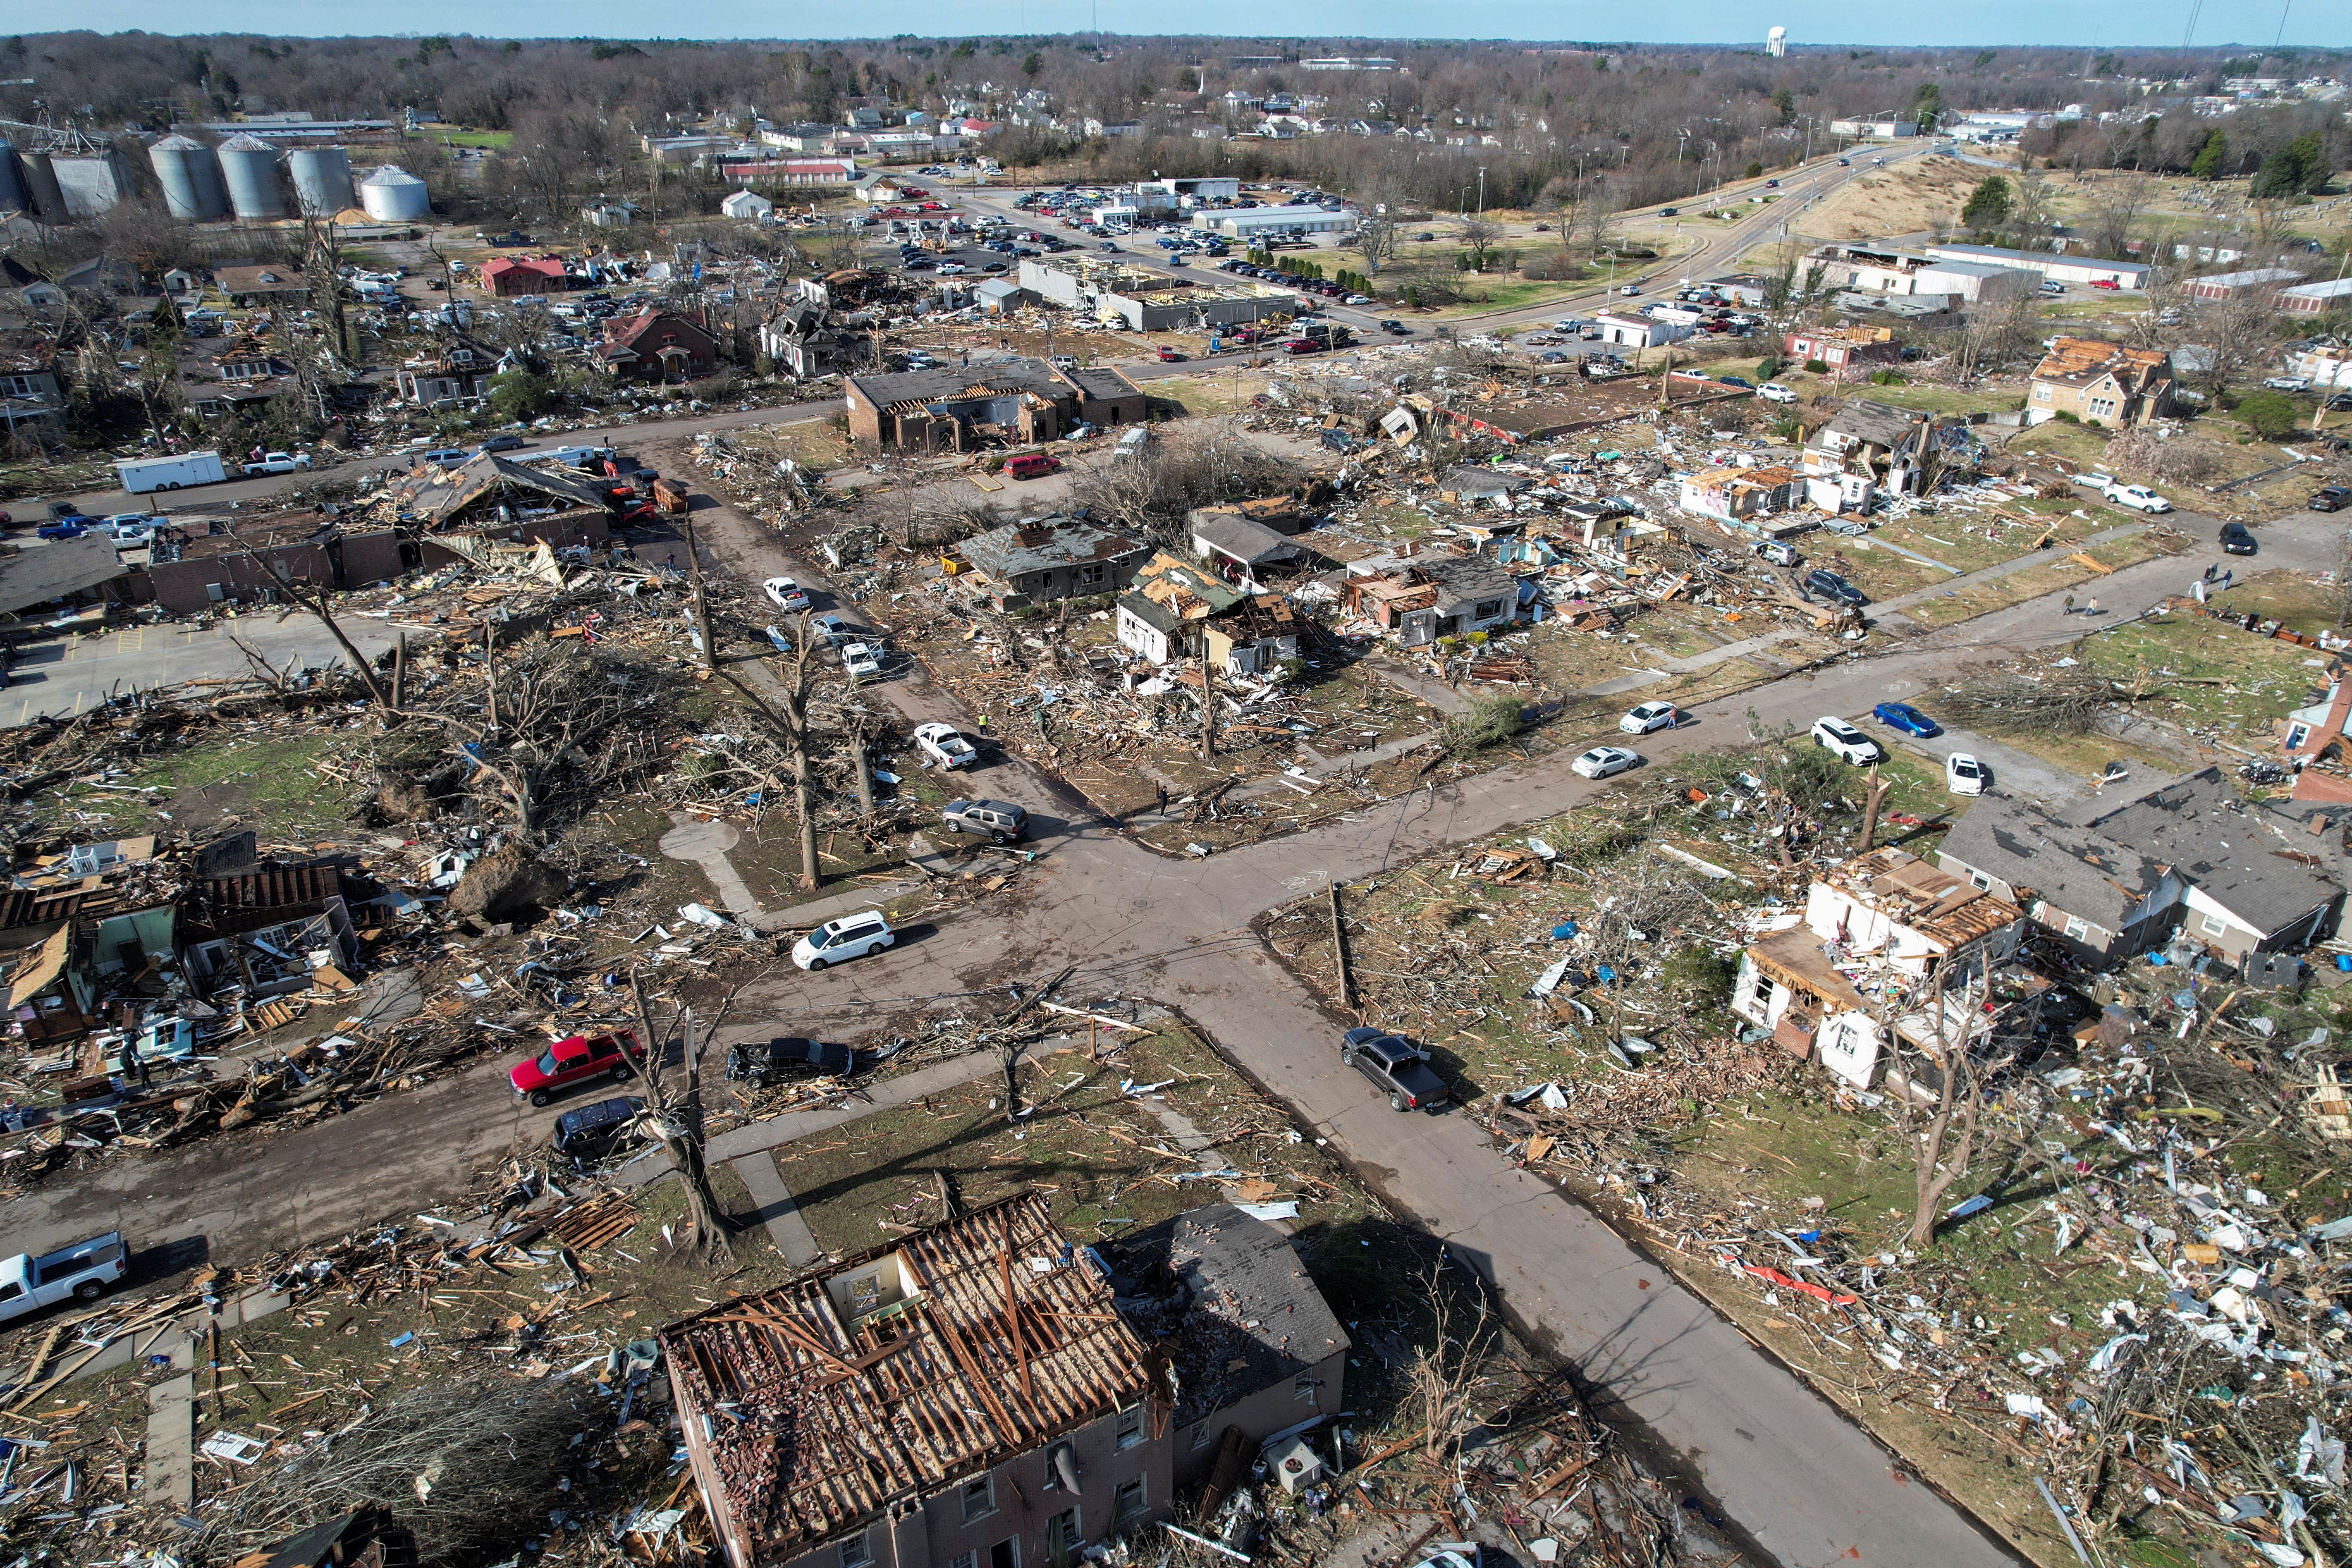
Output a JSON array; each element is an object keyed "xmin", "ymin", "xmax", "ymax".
[{"xmin": 1860, "ymin": 765, "xmax": 1893, "ymax": 851}]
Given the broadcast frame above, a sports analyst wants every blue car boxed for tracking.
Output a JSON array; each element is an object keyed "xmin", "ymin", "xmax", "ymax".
[{"xmin": 1873, "ymin": 701, "xmax": 1941, "ymax": 738}]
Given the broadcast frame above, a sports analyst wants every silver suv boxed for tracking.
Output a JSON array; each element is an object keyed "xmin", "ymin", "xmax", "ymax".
[{"xmin": 941, "ymin": 799, "xmax": 1029, "ymax": 845}]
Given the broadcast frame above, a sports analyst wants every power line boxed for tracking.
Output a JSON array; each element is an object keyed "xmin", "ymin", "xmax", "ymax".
[{"xmin": 2180, "ymin": 0, "xmax": 2204, "ymax": 50}]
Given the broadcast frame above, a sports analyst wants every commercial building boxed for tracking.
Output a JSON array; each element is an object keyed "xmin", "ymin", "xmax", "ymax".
[
  {"xmin": 844, "ymin": 358, "xmax": 1144, "ymax": 451},
  {"xmin": 1922, "ymin": 243, "xmax": 2148, "ymax": 291},
  {"xmin": 1784, "ymin": 325, "xmax": 1905, "ymax": 371},
  {"xmin": 1828, "ymin": 117, "xmax": 1919, "ymax": 138},
  {"xmin": 1806, "ymin": 243, "xmax": 2044, "ymax": 305},
  {"xmin": 1137, "ymin": 176, "xmax": 1241, "ymax": 203},
  {"xmin": 1188, "ymin": 205, "xmax": 1357, "ymax": 241},
  {"xmin": 1297, "ymin": 56, "xmax": 1400, "ymax": 70},
  {"xmin": 1016, "ymin": 256, "xmax": 1295, "ymax": 332},
  {"xmin": 2281, "ymin": 278, "xmax": 2352, "ymax": 316},
  {"xmin": 1589, "ymin": 311, "xmax": 1689, "ymax": 349},
  {"xmin": 2184, "ymin": 266, "xmax": 2306, "ymax": 303}
]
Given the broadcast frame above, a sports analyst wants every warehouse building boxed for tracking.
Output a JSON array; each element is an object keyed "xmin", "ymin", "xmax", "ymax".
[
  {"xmin": 1189, "ymin": 205, "xmax": 1357, "ymax": 241},
  {"xmin": 1016, "ymin": 256, "xmax": 1295, "ymax": 331},
  {"xmin": 1922, "ymin": 243, "xmax": 2149, "ymax": 291}
]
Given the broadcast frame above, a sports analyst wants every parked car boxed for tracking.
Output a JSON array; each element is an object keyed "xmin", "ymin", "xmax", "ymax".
[
  {"xmin": 477, "ymin": 435, "xmax": 531, "ymax": 453},
  {"xmin": 1619, "ymin": 701, "xmax": 1680, "ymax": 735},
  {"xmin": 1381, "ymin": 319, "xmax": 1411, "ymax": 335},
  {"xmin": 37, "ymin": 518, "xmax": 92, "ymax": 539},
  {"xmin": 509, "ymin": 1031, "xmax": 644, "ymax": 1108},
  {"xmin": 785, "ymin": 901, "xmax": 899, "ymax": 971},
  {"xmin": 810, "ymin": 612, "xmax": 857, "ymax": 646},
  {"xmin": 1810, "ymin": 716, "xmax": 1883, "ymax": 765},
  {"xmin": 551, "ymin": 1096, "xmax": 649, "ymax": 1164},
  {"xmin": 942, "ymin": 797, "xmax": 1029, "ymax": 844},
  {"xmin": 1340, "ymin": 1026, "xmax": 1449, "ymax": 1112},
  {"xmin": 1872, "ymin": 701, "xmax": 1941, "ymax": 738},
  {"xmin": 1945, "ymin": 752, "xmax": 1987, "ymax": 796},
  {"xmin": 726, "ymin": 1037, "xmax": 857, "ymax": 1086},
  {"xmin": 0, "ymin": 1231, "xmax": 126, "ymax": 1323},
  {"xmin": 1804, "ymin": 568, "xmax": 1868, "ymax": 607},
  {"xmin": 1006, "ymin": 453, "xmax": 1060, "ymax": 481},
  {"xmin": 914, "ymin": 721, "xmax": 979, "ymax": 770},
  {"xmin": 840, "ymin": 641, "xmax": 885, "ymax": 681},
  {"xmin": 1571, "ymin": 745, "xmax": 1643, "ymax": 779},
  {"xmin": 1752, "ymin": 538, "xmax": 1802, "ymax": 567},
  {"xmin": 763, "ymin": 576, "xmax": 812, "ymax": 612},
  {"xmin": 2089, "ymin": 278, "xmax": 2120, "ymax": 290},
  {"xmin": 1157, "ymin": 346, "xmax": 1188, "ymax": 362},
  {"xmin": 1757, "ymin": 382, "xmax": 1797, "ymax": 404},
  {"xmin": 2221, "ymin": 521, "xmax": 2259, "ymax": 555},
  {"xmin": 1715, "ymin": 374, "xmax": 1754, "ymax": 389},
  {"xmin": 2312, "ymin": 487, "xmax": 2349, "ymax": 514},
  {"xmin": 2263, "ymin": 376, "xmax": 2312, "ymax": 392},
  {"xmin": 2099, "ymin": 480, "xmax": 2172, "ymax": 514}
]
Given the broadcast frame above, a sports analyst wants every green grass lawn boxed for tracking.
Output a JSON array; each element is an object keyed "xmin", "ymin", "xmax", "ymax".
[
  {"xmin": 429, "ymin": 128, "xmax": 513, "ymax": 149},
  {"xmin": 51, "ymin": 731, "xmax": 352, "ymax": 842},
  {"xmin": 2073, "ymin": 607, "xmax": 2328, "ymax": 747}
]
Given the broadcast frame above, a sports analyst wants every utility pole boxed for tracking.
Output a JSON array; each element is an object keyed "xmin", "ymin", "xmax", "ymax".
[
  {"xmin": 1476, "ymin": 165, "xmax": 1486, "ymax": 217},
  {"xmin": 1197, "ymin": 638, "xmax": 1216, "ymax": 758}
]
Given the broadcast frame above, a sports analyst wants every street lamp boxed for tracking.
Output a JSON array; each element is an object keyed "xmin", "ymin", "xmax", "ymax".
[{"xmin": 1476, "ymin": 165, "xmax": 1486, "ymax": 217}]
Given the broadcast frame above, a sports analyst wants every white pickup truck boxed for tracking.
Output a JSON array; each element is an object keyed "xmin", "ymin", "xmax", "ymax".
[
  {"xmin": 2075, "ymin": 472, "xmax": 2174, "ymax": 514},
  {"xmin": 241, "ymin": 450, "xmax": 313, "ymax": 476},
  {"xmin": 0, "ymin": 1231, "xmax": 126, "ymax": 1324}
]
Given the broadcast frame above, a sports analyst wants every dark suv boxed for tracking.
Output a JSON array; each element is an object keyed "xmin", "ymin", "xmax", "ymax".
[
  {"xmin": 1340, "ymin": 1027, "xmax": 1449, "ymax": 1112},
  {"xmin": 942, "ymin": 798, "xmax": 1029, "ymax": 844},
  {"xmin": 551, "ymin": 1096, "xmax": 648, "ymax": 1163},
  {"xmin": 726, "ymin": 1036, "xmax": 858, "ymax": 1087},
  {"xmin": 1804, "ymin": 568, "xmax": 1868, "ymax": 607}
]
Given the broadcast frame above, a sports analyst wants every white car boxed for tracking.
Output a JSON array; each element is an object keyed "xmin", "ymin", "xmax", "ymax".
[
  {"xmin": 811, "ymin": 612, "xmax": 857, "ymax": 646},
  {"xmin": 914, "ymin": 721, "xmax": 979, "ymax": 770},
  {"xmin": 841, "ymin": 641, "xmax": 885, "ymax": 680},
  {"xmin": 1810, "ymin": 717, "xmax": 1883, "ymax": 765},
  {"xmin": 763, "ymin": 576, "xmax": 811, "ymax": 612},
  {"xmin": 1758, "ymin": 382, "xmax": 1798, "ymax": 404},
  {"xmin": 1571, "ymin": 745, "xmax": 1643, "ymax": 779},
  {"xmin": 2102, "ymin": 481, "xmax": 2172, "ymax": 514},
  {"xmin": 792, "ymin": 910, "xmax": 895, "ymax": 971},
  {"xmin": 2263, "ymin": 376, "xmax": 2312, "ymax": 392},
  {"xmin": 1945, "ymin": 752, "xmax": 1986, "ymax": 796},
  {"xmin": 1619, "ymin": 701, "xmax": 1680, "ymax": 735}
]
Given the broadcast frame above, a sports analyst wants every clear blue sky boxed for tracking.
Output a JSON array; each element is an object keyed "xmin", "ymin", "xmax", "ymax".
[{"xmin": 48, "ymin": 0, "xmax": 2334, "ymax": 48}]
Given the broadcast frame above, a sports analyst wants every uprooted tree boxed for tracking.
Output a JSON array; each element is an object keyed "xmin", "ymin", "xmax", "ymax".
[
  {"xmin": 1067, "ymin": 423, "xmax": 1304, "ymax": 552},
  {"xmin": 1936, "ymin": 658, "xmax": 2135, "ymax": 738}
]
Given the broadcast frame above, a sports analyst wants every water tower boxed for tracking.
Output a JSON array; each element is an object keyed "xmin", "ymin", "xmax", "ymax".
[{"xmin": 1767, "ymin": 25, "xmax": 1788, "ymax": 57}]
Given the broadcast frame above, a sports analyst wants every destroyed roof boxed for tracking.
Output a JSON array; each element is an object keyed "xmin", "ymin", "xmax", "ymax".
[
  {"xmin": 1128, "ymin": 551, "xmax": 1246, "ymax": 625},
  {"xmin": 961, "ymin": 515, "xmax": 1146, "ymax": 579},
  {"xmin": 1821, "ymin": 845, "xmax": 2021, "ymax": 948},
  {"xmin": 2076, "ymin": 767, "xmax": 2342, "ymax": 937},
  {"xmin": 1113, "ymin": 1203, "xmax": 1349, "ymax": 1425},
  {"xmin": 1060, "ymin": 364, "xmax": 1142, "ymax": 401},
  {"xmin": 180, "ymin": 862, "xmax": 346, "ymax": 937},
  {"xmin": 1936, "ymin": 793, "xmax": 2168, "ymax": 932},
  {"xmin": 1746, "ymin": 925, "xmax": 1868, "ymax": 1011},
  {"xmin": 849, "ymin": 357, "xmax": 1066, "ymax": 408},
  {"xmin": 1821, "ymin": 398, "xmax": 1926, "ymax": 450},
  {"xmin": 2031, "ymin": 336, "xmax": 2170, "ymax": 389},
  {"xmin": 661, "ymin": 1192, "xmax": 1154, "ymax": 1568},
  {"xmin": 386, "ymin": 453, "xmax": 613, "ymax": 527}
]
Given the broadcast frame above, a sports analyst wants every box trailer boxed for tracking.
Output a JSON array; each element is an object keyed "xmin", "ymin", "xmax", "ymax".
[{"xmin": 115, "ymin": 451, "xmax": 227, "ymax": 494}]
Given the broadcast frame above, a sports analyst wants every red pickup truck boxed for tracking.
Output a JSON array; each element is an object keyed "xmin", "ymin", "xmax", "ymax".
[{"xmin": 510, "ymin": 1030, "xmax": 645, "ymax": 1107}]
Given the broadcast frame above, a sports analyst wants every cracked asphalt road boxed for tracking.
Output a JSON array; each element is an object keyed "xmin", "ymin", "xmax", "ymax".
[{"xmin": 9, "ymin": 487, "xmax": 2339, "ymax": 1567}]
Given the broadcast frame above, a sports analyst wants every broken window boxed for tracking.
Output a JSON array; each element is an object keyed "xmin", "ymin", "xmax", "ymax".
[
  {"xmin": 1293, "ymin": 1374, "xmax": 1319, "ymax": 1403},
  {"xmin": 1189, "ymin": 1421, "xmax": 1213, "ymax": 1450},
  {"xmin": 2063, "ymin": 917, "xmax": 2090, "ymax": 941},
  {"xmin": 2200, "ymin": 913, "xmax": 2229, "ymax": 937},
  {"xmin": 1114, "ymin": 1405, "xmax": 1144, "ymax": 1450},
  {"xmin": 963, "ymin": 1476, "xmax": 995, "ymax": 1521},
  {"xmin": 1114, "ymin": 1478, "xmax": 1146, "ymax": 1522},
  {"xmin": 841, "ymin": 1535, "xmax": 874, "ymax": 1568}
]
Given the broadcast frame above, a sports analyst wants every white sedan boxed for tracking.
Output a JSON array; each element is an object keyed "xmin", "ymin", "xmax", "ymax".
[
  {"xmin": 841, "ymin": 642, "xmax": 885, "ymax": 681},
  {"xmin": 1571, "ymin": 745, "xmax": 1643, "ymax": 780},
  {"xmin": 763, "ymin": 576, "xmax": 811, "ymax": 612},
  {"xmin": 914, "ymin": 721, "xmax": 978, "ymax": 770},
  {"xmin": 1946, "ymin": 752, "xmax": 1987, "ymax": 796},
  {"xmin": 1619, "ymin": 701, "xmax": 1680, "ymax": 735}
]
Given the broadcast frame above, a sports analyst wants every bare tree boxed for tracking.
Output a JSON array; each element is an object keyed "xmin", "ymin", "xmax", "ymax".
[
  {"xmin": 2083, "ymin": 174, "xmax": 2152, "ymax": 263},
  {"xmin": 1406, "ymin": 1264, "xmax": 1501, "ymax": 1460},
  {"xmin": 223, "ymin": 521, "xmax": 390, "ymax": 708},
  {"xmin": 1351, "ymin": 187, "xmax": 1401, "ymax": 279},
  {"xmin": 1457, "ymin": 215, "xmax": 1504, "ymax": 273},
  {"xmin": 717, "ymin": 614, "xmax": 824, "ymax": 890},
  {"xmin": 628, "ymin": 973, "xmax": 736, "ymax": 1263},
  {"xmin": 1884, "ymin": 953, "xmax": 2012, "ymax": 1250}
]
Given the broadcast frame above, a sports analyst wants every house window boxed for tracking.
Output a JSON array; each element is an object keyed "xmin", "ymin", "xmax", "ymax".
[
  {"xmin": 1078, "ymin": 563, "xmax": 1106, "ymax": 586},
  {"xmin": 2063, "ymin": 916, "xmax": 2091, "ymax": 941},
  {"xmin": 963, "ymin": 1477, "xmax": 995, "ymax": 1521},
  {"xmin": 952, "ymin": 1555, "xmax": 978, "ymax": 1568},
  {"xmin": 2200, "ymin": 913, "xmax": 2229, "ymax": 937},
  {"xmin": 2033, "ymin": 386, "xmax": 2050, "ymax": 401},
  {"xmin": 1190, "ymin": 1421, "xmax": 1213, "ymax": 1451},
  {"xmin": 841, "ymin": 1535, "xmax": 874, "ymax": 1568},
  {"xmin": 2288, "ymin": 723, "xmax": 2312, "ymax": 750},
  {"xmin": 1114, "ymin": 1479, "xmax": 1147, "ymax": 1523},
  {"xmin": 1293, "ymin": 1374, "xmax": 1318, "ymax": 1403},
  {"xmin": 1046, "ymin": 1509, "xmax": 1081, "ymax": 1559},
  {"xmin": 1473, "ymin": 598, "xmax": 1504, "ymax": 619},
  {"xmin": 1114, "ymin": 1406, "xmax": 1145, "ymax": 1450},
  {"xmin": 1967, "ymin": 871, "xmax": 1991, "ymax": 891}
]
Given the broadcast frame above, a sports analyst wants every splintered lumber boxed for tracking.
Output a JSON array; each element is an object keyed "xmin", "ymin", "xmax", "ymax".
[{"xmin": 548, "ymin": 1191, "xmax": 640, "ymax": 1250}]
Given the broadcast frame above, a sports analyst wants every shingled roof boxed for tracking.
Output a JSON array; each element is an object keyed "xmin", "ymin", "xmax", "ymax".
[
  {"xmin": 2031, "ymin": 336, "xmax": 2169, "ymax": 391},
  {"xmin": 2077, "ymin": 767, "xmax": 2340, "ymax": 938}
]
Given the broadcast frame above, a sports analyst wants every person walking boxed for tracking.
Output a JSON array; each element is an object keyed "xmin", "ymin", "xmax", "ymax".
[
  {"xmin": 2220, "ymin": 567, "xmax": 2233, "ymax": 591},
  {"xmin": 2063, "ymin": 593, "xmax": 2076, "ymax": 615},
  {"xmin": 2087, "ymin": 595, "xmax": 2101, "ymax": 616},
  {"xmin": 1156, "ymin": 783, "xmax": 1168, "ymax": 815}
]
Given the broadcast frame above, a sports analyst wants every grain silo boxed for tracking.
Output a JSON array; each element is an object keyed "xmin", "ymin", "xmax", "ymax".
[
  {"xmin": 356, "ymin": 164, "xmax": 430, "ymax": 222},
  {"xmin": 17, "ymin": 149, "xmax": 68, "ymax": 221},
  {"xmin": 0, "ymin": 141, "xmax": 27, "ymax": 215},
  {"xmin": 216, "ymin": 134, "xmax": 286, "ymax": 220},
  {"xmin": 287, "ymin": 146, "xmax": 354, "ymax": 216},
  {"xmin": 49, "ymin": 148, "xmax": 132, "ymax": 216},
  {"xmin": 150, "ymin": 134, "xmax": 230, "ymax": 221}
]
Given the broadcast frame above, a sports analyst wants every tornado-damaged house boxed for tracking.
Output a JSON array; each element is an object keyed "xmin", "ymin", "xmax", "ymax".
[
  {"xmin": 662, "ymin": 1192, "xmax": 1347, "ymax": 1568},
  {"xmin": 845, "ymin": 358, "xmax": 1144, "ymax": 451},
  {"xmin": 957, "ymin": 515, "xmax": 1150, "ymax": 610}
]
